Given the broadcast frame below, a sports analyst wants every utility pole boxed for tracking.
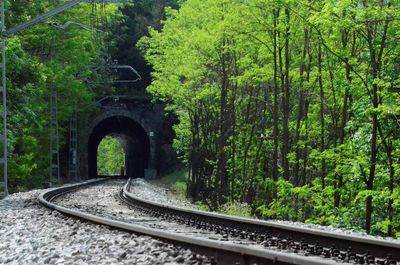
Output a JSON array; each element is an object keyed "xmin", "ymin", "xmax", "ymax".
[
  {"xmin": 0, "ymin": 0, "xmax": 122, "ymax": 196},
  {"xmin": 0, "ymin": 0, "xmax": 7, "ymax": 198},
  {"xmin": 49, "ymin": 87, "xmax": 61, "ymax": 186},
  {"xmin": 68, "ymin": 108, "xmax": 78, "ymax": 182}
]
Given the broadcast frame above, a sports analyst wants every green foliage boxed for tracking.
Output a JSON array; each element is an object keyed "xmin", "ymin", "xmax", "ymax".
[
  {"xmin": 5, "ymin": 3, "xmax": 119, "ymax": 191},
  {"xmin": 97, "ymin": 136, "xmax": 125, "ymax": 176},
  {"xmin": 218, "ymin": 201, "xmax": 252, "ymax": 218},
  {"xmin": 108, "ymin": 0, "xmax": 179, "ymax": 94},
  {"xmin": 157, "ymin": 168, "xmax": 188, "ymax": 186},
  {"xmin": 141, "ymin": 0, "xmax": 400, "ymax": 237},
  {"xmin": 156, "ymin": 169, "xmax": 188, "ymax": 200},
  {"xmin": 5, "ymin": 1, "xmax": 179, "ymax": 192}
]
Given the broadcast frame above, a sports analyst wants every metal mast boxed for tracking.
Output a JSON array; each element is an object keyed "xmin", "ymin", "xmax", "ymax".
[
  {"xmin": 49, "ymin": 87, "xmax": 60, "ymax": 186},
  {"xmin": 0, "ymin": 0, "xmax": 7, "ymax": 198},
  {"xmin": 68, "ymin": 109, "xmax": 78, "ymax": 182}
]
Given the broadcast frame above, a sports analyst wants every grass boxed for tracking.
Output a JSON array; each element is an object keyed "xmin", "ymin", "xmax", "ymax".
[
  {"xmin": 155, "ymin": 169, "xmax": 188, "ymax": 201},
  {"xmin": 155, "ymin": 169, "xmax": 253, "ymax": 218},
  {"xmin": 218, "ymin": 201, "xmax": 253, "ymax": 218}
]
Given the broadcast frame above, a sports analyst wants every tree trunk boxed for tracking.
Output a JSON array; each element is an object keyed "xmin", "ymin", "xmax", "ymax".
[
  {"xmin": 365, "ymin": 18, "xmax": 389, "ymax": 234},
  {"xmin": 318, "ymin": 43, "xmax": 326, "ymax": 189},
  {"xmin": 282, "ymin": 8, "xmax": 291, "ymax": 181},
  {"xmin": 272, "ymin": 8, "xmax": 280, "ymax": 184},
  {"xmin": 334, "ymin": 30, "xmax": 354, "ymax": 208},
  {"xmin": 293, "ymin": 27, "xmax": 309, "ymax": 186}
]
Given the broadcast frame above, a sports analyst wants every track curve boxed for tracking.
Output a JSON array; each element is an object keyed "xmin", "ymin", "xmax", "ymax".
[
  {"xmin": 123, "ymin": 179, "xmax": 400, "ymax": 264},
  {"xmin": 39, "ymin": 179, "xmax": 399, "ymax": 265}
]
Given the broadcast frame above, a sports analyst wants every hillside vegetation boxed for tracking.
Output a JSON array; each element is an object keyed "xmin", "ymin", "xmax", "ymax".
[
  {"xmin": 140, "ymin": 0, "xmax": 400, "ymax": 236},
  {"xmin": 5, "ymin": 1, "xmax": 176, "ymax": 190}
]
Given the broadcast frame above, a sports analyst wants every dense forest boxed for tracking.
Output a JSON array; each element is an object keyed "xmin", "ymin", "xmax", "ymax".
[
  {"xmin": 5, "ymin": 2, "xmax": 115, "ymax": 190},
  {"xmin": 5, "ymin": 1, "xmax": 176, "ymax": 188},
  {"xmin": 140, "ymin": 0, "xmax": 400, "ymax": 237}
]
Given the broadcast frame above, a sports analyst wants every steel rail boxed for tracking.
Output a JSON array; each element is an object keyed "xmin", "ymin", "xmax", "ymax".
[
  {"xmin": 123, "ymin": 181, "xmax": 400, "ymax": 262},
  {"xmin": 38, "ymin": 179, "xmax": 340, "ymax": 265}
]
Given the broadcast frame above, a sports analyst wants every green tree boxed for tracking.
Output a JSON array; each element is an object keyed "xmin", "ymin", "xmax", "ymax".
[
  {"xmin": 5, "ymin": 2, "xmax": 118, "ymax": 191},
  {"xmin": 97, "ymin": 136, "xmax": 125, "ymax": 175},
  {"xmin": 141, "ymin": 0, "xmax": 400, "ymax": 236}
]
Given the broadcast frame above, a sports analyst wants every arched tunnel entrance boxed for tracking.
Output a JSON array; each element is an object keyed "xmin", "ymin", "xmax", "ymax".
[{"xmin": 88, "ymin": 115, "xmax": 150, "ymax": 178}]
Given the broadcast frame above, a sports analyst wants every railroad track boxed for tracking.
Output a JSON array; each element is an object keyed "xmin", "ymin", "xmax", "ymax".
[
  {"xmin": 123, "ymin": 179, "xmax": 400, "ymax": 264},
  {"xmin": 39, "ymin": 178, "xmax": 400, "ymax": 265}
]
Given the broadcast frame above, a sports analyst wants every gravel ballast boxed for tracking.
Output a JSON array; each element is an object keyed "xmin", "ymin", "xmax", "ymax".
[
  {"xmin": 2, "ymin": 178, "xmax": 398, "ymax": 265},
  {"xmin": 135, "ymin": 177, "xmax": 400, "ymax": 243},
  {"xmin": 0, "ymin": 182, "xmax": 206, "ymax": 265}
]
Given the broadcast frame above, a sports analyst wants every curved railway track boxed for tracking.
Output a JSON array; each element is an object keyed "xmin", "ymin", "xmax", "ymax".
[{"xmin": 39, "ymin": 178, "xmax": 400, "ymax": 265}]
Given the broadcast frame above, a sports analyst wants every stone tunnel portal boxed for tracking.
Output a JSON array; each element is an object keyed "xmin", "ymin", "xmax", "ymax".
[{"xmin": 88, "ymin": 115, "xmax": 150, "ymax": 178}]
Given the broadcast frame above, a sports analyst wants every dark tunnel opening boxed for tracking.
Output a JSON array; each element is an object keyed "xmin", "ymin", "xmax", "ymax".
[{"xmin": 88, "ymin": 116, "xmax": 150, "ymax": 179}]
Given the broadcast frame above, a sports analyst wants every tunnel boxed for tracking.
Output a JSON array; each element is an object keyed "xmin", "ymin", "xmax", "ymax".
[{"xmin": 88, "ymin": 115, "xmax": 150, "ymax": 178}]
